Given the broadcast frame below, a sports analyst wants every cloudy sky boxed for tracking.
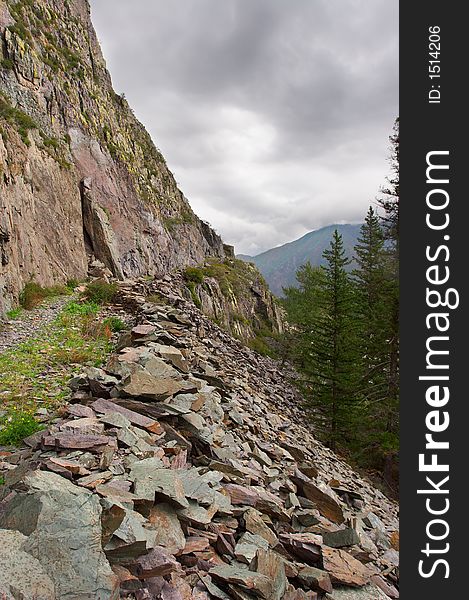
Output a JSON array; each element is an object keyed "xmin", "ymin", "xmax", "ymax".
[{"xmin": 90, "ymin": 0, "xmax": 398, "ymax": 255}]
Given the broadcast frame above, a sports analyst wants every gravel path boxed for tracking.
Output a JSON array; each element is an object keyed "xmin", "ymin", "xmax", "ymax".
[{"xmin": 0, "ymin": 296, "xmax": 72, "ymax": 354}]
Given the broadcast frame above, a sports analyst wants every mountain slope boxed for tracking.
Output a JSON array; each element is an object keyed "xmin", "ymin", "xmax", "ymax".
[
  {"xmin": 0, "ymin": 0, "xmax": 227, "ymax": 313},
  {"xmin": 0, "ymin": 277, "xmax": 399, "ymax": 599},
  {"xmin": 240, "ymin": 224, "xmax": 361, "ymax": 296}
]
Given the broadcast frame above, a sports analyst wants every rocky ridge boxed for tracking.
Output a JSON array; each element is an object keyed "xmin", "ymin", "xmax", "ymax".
[
  {"xmin": 0, "ymin": 0, "xmax": 227, "ymax": 312},
  {"xmin": 0, "ymin": 278, "xmax": 399, "ymax": 599}
]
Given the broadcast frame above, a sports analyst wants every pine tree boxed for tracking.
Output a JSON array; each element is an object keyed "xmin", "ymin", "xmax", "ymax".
[
  {"xmin": 377, "ymin": 118, "xmax": 399, "ymax": 441},
  {"xmin": 352, "ymin": 207, "xmax": 396, "ymax": 458},
  {"xmin": 353, "ymin": 207, "xmax": 387, "ymax": 397},
  {"xmin": 300, "ymin": 230, "xmax": 358, "ymax": 450},
  {"xmin": 282, "ymin": 263, "xmax": 323, "ymax": 370}
]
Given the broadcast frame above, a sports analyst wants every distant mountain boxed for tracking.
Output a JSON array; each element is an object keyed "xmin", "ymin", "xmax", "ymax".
[{"xmin": 239, "ymin": 224, "xmax": 361, "ymax": 296}]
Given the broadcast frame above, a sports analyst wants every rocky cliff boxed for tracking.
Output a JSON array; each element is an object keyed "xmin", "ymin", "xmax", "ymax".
[{"xmin": 0, "ymin": 0, "xmax": 229, "ymax": 313}]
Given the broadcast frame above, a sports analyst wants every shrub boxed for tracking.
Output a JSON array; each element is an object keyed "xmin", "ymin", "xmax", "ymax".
[
  {"xmin": 184, "ymin": 267, "xmax": 204, "ymax": 284},
  {"xmin": 66, "ymin": 278, "xmax": 80, "ymax": 291},
  {"xmin": 83, "ymin": 280, "xmax": 118, "ymax": 305},
  {"xmin": 19, "ymin": 282, "xmax": 66, "ymax": 310},
  {"xmin": 1, "ymin": 57, "xmax": 14, "ymax": 70},
  {"xmin": 0, "ymin": 93, "xmax": 37, "ymax": 146},
  {"xmin": 102, "ymin": 316, "xmax": 126, "ymax": 332},
  {"xmin": 186, "ymin": 281, "xmax": 202, "ymax": 309},
  {"xmin": 0, "ymin": 411, "xmax": 43, "ymax": 446}
]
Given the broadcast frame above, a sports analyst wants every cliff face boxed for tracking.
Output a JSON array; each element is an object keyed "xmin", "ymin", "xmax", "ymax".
[
  {"xmin": 0, "ymin": 0, "xmax": 226, "ymax": 313},
  {"xmin": 181, "ymin": 259, "xmax": 284, "ymax": 342}
]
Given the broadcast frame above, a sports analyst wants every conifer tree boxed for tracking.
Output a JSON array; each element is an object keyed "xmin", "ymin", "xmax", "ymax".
[
  {"xmin": 377, "ymin": 118, "xmax": 400, "ymax": 440},
  {"xmin": 299, "ymin": 230, "xmax": 358, "ymax": 450},
  {"xmin": 352, "ymin": 207, "xmax": 396, "ymax": 457},
  {"xmin": 353, "ymin": 207, "xmax": 387, "ymax": 398}
]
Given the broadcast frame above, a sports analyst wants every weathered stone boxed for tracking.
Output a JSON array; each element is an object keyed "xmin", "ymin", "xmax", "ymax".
[
  {"xmin": 180, "ymin": 536, "xmax": 211, "ymax": 554},
  {"xmin": 132, "ymin": 546, "xmax": 179, "ymax": 579},
  {"xmin": 111, "ymin": 565, "xmax": 142, "ymax": 592},
  {"xmin": 321, "ymin": 547, "xmax": 371, "ymax": 587},
  {"xmin": 244, "ymin": 508, "xmax": 278, "ymax": 546},
  {"xmin": 47, "ymin": 456, "xmax": 91, "ymax": 476},
  {"xmin": 209, "ymin": 564, "xmax": 273, "ymax": 599},
  {"xmin": 177, "ymin": 500, "xmax": 218, "ymax": 526},
  {"xmin": 292, "ymin": 478, "xmax": 345, "ymax": 524},
  {"xmin": 235, "ymin": 532, "xmax": 269, "ymax": 564},
  {"xmin": 121, "ymin": 367, "xmax": 189, "ymax": 400},
  {"xmin": 92, "ymin": 398, "xmax": 162, "ymax": 433},
  {"xmin": 41, "ymin": 432, "xmax": 111, "ymax": 451},
  {"xmin": 279, "ymin": 533, "xmax": 322, "ymax": 565},
  {"xmin": 148, "ymin": 503, "xmax": 186, "ymax": 554},
  {"xmin": 0, "ymin": 529, "xmax": 57, "ymax": 600},
  {"xmin": 253, "ymin": 548, "xmax": 287, "ymax": 600},
  {"xmin": 223, "ymin": 484, "xmax": 259, "ymax": 506},
  {"xmin": 66, "ymin": 404, "xmax": 96, "ymax": 419},
  {"xmin": 60, "ymin": 416, "xmax": 105, "ymax": 435},
  {"xmin": 105, "ymin": 508, "xmax": 157, "ymax": 563},
  {"xmin": 297, "ymin": 566, "xmax": 333, "ymax": 593},
  {"xmin": 130, "ymin": 461, "xmax": 189, "ymax": 508},
  {"xmin": 323, "ymin": 527, "xmax": 360, "ymax": 548},
  {"xmin": 325, "ymin": 583, "xmax": 388, "ymax": 600},
  {"xmin": 0, "ymin": 471, "xmax": 119, "ymax": 599}
]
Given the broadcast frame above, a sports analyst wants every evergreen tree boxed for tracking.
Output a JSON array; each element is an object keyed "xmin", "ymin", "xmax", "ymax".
[
  {"xmin": 282, "ymin": 263, "xmax": 323, "ymax": 369},
  {"xmin": 377, "ymin": 118, "xmax": 400, "ymax": 441},
  {"xmin": 353, "ymin": 206, "xmax": 388, "ymax": 391},
  {"xmin": 352, "ymin": 207, "xmax": 396, "ymax": 458},
  {"xmin": 299, "ymin": 230, "xmax": 358, "ymax": 450}
]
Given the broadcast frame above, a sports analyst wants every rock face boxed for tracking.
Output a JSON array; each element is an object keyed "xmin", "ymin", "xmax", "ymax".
[
  {"xmin": 0, "ymin": 280, "xmax": 399, "ymax": 598},
  {"xmin": 0, "ymin": 0, "xmax": 226, "ymax": 312}
]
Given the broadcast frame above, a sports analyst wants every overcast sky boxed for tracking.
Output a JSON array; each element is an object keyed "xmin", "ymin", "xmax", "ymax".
[{"xmin": 90, "ymin": 0, "xmax": 398, "ymax": 255}]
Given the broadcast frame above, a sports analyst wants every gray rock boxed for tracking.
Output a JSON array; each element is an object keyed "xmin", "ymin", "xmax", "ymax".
[
  {"xmin": 235, "ymin": 532, "xmax": 269, "ymax": 564},
  {"xmin": 209, "ymin": 564, "xmax": 273, "ymax": 599},
  {"xmin": 105, "ymin": 508, "xmax": 157, "ymax": 563},
  {"xmin": 130, "ymin": 461, "xmax": 189, "ymax": 508},
  {"xmin": 323, "ymin": 527, "xmax": 360, "ymax": 548},
  {"xmin": 0, "ymin": 471, "xmax": 119, "ymax": 599},
  {"xmin": 0, "ymin": 529, "xmax": 57, "ymax": 600},
  {"xmin": 326, "ymin": 584, "xmax": 388, "ymax": 600}
]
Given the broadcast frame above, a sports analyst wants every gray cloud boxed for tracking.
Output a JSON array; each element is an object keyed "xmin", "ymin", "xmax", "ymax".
[{"xmin": 90, "ymin": 0, "xmax": 398, "ymax": 255}]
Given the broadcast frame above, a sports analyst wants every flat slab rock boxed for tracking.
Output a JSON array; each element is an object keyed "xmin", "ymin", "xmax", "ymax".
[
  {"xmin": 322, "ymin": 547, "xmax": 371, "ymax": 587},
  {"xmin": 0, "ymin": 529, "xmax": 57, "ymax": 600},
  {"xmin": 326, "ymin": 583, "xmax": 389, "ymax": 600},
  {"xmin": 0, "ymin": 471, "xmax": 119, "ymax": 599}
]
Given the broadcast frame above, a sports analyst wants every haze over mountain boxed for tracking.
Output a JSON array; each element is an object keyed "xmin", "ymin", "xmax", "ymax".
[{"xmin": 239, "ymin": 223, "xmax": 361, "ymax": 296}]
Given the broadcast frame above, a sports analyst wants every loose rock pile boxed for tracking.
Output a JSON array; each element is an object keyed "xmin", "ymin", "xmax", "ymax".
[{"xmin": 0, "ymin": 278, "xmax": 399, "ymax": 599}]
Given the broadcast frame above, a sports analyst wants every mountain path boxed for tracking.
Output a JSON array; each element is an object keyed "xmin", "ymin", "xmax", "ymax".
[{"xmin": 0, "ymin": 296, "xmax": 72, "ymax": 354}]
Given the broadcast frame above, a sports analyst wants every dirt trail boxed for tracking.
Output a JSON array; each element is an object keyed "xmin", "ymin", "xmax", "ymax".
[{"xmin": 0, "ymin": 297, "xmax": 72, "ymax": 354}]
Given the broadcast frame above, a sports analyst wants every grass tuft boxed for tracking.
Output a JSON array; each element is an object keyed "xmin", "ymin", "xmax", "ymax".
[
  {"xmin": 83, "ymin": 280, "xmax": 118, "ymax": 305},
  {"xmin": 0, "ymin": 411, "xmax": 43, "ymax": 446}
]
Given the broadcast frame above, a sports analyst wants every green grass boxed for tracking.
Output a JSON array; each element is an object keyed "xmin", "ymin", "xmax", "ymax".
[
  {"xmin": 19, "ymin": 282, "xmax": 68, "ymax": 310},
  {"xmin": 83, "ymin": 280, "xmax": 118, "ymax": 305},
  {"xmin": 0, "ymin": 300, "xmax": 114, "ymax": 416},
  {"xmin": 1, "ymin": 57, "xmax": 14, "ymax": 70},
  {"xmin": 0, "ymin": 411, "xmax": 43, "ymax": 446},
  {"xmin": 0, "ymin": 93, "xmax": 37, "ymax": 146},
  {"xmin": 184, "ymin": 267, "xmax": 204, "ymax": 284},
  {"xmin": 6, "ymin": 307, "xmax": 22, "ymax": 320},
  {"xmin": 102, "ymin": 316, "xmax": 126, "ymax": 332}
]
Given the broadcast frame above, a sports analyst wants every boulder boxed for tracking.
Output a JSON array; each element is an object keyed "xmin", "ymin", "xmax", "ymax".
[
  {"xmin": 0, "ymin": 529, "xmax": 57, "ymax": 600},
  {"xmin": 0, "ymin": 471, "xmax": 119, "ymax": 599}
]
